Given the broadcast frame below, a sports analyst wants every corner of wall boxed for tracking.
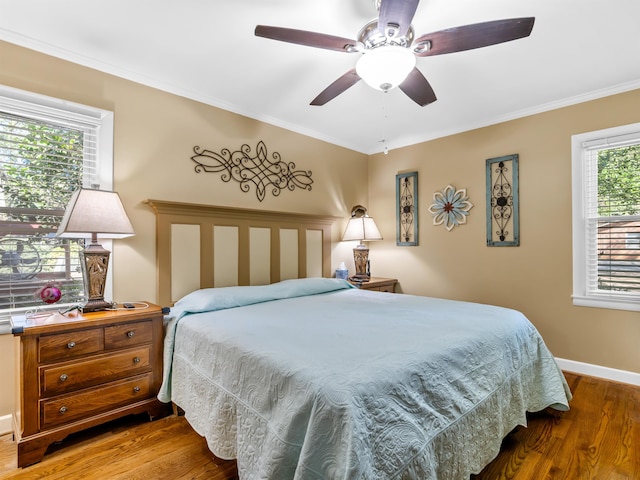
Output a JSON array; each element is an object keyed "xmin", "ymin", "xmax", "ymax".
[{"xmin": 0, "ymin": 414, "xmax": 12, "ymax": 436}]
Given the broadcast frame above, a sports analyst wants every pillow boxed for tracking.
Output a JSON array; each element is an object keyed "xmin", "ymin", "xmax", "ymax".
[{"xmin": 169, "ymin": 277, "xmax": 354, "ymax": 321}]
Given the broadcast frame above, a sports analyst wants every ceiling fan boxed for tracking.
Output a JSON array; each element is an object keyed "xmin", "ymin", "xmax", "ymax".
[{"xmin": 255, "ymin": 0, "xmax": 534, "ymax": 106}]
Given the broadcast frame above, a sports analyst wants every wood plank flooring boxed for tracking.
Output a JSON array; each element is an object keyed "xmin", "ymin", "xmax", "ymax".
[
  {"xmin": 472, "ymin": 372, "xmax": 639, "ymax": 479},
  {"xmin": 0, "ymin": 372, "xmax": 638, "ymax": 479}
]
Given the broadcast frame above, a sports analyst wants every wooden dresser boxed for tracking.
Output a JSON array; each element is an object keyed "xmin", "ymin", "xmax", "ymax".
[
  {"xmin": 349, "ymin": 277, "xmax": 397, "ymax": 293},
  {"xmin": 11, "ymin": 303, "xmax": 169, "ymax": 467}
]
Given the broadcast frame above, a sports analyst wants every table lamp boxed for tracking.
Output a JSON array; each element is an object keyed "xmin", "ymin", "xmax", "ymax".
[
  {"xmin": 57, "ymin": 188, "xmax": 135, "ymax": 312},
  {"xmin": 341, "ymin": 205, "xmax": 382, "ymax": 281}
]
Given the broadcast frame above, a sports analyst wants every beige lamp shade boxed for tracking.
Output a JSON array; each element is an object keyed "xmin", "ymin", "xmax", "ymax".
[
  {"xmin": 342, "ymin": 216, "xmax": 383, "ymax": 242},
  {"xmin": 57, "ymin": 188, "xmax": 135, "ymax": 239}
]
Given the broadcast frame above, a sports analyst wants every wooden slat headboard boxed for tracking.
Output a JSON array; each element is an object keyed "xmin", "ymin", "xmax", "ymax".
[{"xmin": 145, "ymin": 200, "xmax": 339, "ymax": 306}]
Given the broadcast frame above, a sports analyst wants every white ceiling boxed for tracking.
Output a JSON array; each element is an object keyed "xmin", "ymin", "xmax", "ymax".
[{"xmin": 1, "ymin": 0, "xmax": 640, "ymax": 154}]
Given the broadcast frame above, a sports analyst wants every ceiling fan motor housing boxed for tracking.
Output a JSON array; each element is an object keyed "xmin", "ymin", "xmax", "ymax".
[{"xmin": 358, "ymin": 19, "xmax": 414, "ymax": 50}]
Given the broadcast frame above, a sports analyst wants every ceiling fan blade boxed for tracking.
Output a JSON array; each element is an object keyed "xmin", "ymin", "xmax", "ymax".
[
  {"xmin": 310, "ymin": 69, "xmax": 361, "ymax": 106},
  {"xmin": 399, "ymin": 68, "xmax": 437, "ymax": 106},
  {"xmin": 255, "ymin": 25, "xmax": 359, "ymax": 53},
  {"xmin": 413, "ymin": 17, "xmax": 535, "ymax": 57},
  {"xmin": 378, "ymin": 0, "xmax": 420, "ymax": 39}
]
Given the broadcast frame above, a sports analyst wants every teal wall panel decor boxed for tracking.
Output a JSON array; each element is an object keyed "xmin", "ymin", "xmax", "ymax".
[
  {"xmin": 396, "ymin": 171, "xmax": 418, "ymax": 246},
  {"xmin": 486, "ymin": 154, "xmax": 519, "ymax": 246}
]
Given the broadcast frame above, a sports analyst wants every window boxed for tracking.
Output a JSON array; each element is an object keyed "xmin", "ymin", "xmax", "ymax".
[
  {"xmin": 572, "ymin": 122, "xmax": 640, "ymax": 311},
  {"xmin": 626, "ymin": 232, "xmax": 640, "ymax": 249},
  {"xmin": 0, "ymin": 85, "xmax": 113, "ymax": 326}
]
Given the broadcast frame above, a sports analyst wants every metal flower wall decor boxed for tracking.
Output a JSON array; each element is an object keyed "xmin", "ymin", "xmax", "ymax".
[
  {"xmin": 191, "ymin": 141, "xmax": 313, "ymax": 202},
  {"xmin": 428, "ymin": 185, "xmax": 474, "ymax": 231}
]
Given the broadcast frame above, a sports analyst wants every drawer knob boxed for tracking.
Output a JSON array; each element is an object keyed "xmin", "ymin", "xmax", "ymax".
[
  {"xmin": 133, "ymin": 357, "xmax": 141, "ymax": 364},
  {"xmin": 127, "ymin": 331, "xmax": 135, "ymax": 338},
  {"xmin": 59, "ymin": 406, "xmax": 67, "ymax": 414},
  {"xmin": 59, "ymin": 374, "xmax": 68, "ymax": 382},
  {"xmin": 133, "ymin": 386, "xmax": 141, "ymax": 393},
  {"xmin": 67, "ymin": 341, "xmax": 76, "ymax": 349}
]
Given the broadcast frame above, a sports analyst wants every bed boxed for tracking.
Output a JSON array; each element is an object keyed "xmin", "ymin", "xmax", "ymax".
[{"xmin": 146, "ymin": 200, "xmax": 572, "ymax": 480}]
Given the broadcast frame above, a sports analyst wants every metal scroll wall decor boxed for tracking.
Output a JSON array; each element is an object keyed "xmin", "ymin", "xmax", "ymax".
[
  {"xmin": 486, "ymin": 154, "xmax": 519, "ymax": 246},
  {"xmin": 396, "ymin": 171, "xmax": 418, "ymax": 246},
  {"xmin": 191, "ymin": 141, "xmax": 313, "ymax": 202}
]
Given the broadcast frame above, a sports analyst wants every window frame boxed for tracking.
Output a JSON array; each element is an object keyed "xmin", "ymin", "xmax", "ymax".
[
  {"xmin": 572, "ymin": 122, "xmax": 640, "ymax": 312},
  {"xmin": 0, "ymin": 85, "xmax": 114, "ymax": 330}
]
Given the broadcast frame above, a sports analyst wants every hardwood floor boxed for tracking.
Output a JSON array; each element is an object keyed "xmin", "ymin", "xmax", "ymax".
[
  {"xmin": 473, "ymin": 372, "xmax": 639, "ymax": 479},
  {"xmin": 0, "ymin": 414, "xmax": 239, "ymax": 480},
  {"xmin": 0, "ymin": 372, "xmax": 638, "ymax": 479}
]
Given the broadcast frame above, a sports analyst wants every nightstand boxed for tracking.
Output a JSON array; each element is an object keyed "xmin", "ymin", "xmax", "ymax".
[
  {"xmin": 349, "ymin": 277, "xmax": 397, "ymax": 293},
  {"xmin": 11, "ymin": 303, "xmax": 170, "ymax": 467}
]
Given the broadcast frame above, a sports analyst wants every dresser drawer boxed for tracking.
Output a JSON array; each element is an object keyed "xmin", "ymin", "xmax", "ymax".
[
  {"xmin": 41, "ymin": 346, "xmax": 151, "ymax": 397},
  {"xmin": 41, "ymin": 373, "xmax": 152, "ymax": 428},
  {"xmin": 39, "ymin": 328, "xmax": 104, "ymax": 363},
  {"xmin": 368, "ymin": 285, "xmax": 395, "ymax": 293},
  {"xmin": 105, "ymin": 320, "xmax": 152, "ymax": 350}
]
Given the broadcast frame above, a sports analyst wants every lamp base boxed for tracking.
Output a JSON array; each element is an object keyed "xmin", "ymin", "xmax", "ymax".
[
  {"xmin": 352, "ymin": 243, "xmax": 371, "ymax": 282},
  {"xmin": 348, "ymin": 275, "xmax": 370, "ymax": 284},
  {"xmin": 81, "ymin": 242, "xmax": 112, "ymax": 313}
]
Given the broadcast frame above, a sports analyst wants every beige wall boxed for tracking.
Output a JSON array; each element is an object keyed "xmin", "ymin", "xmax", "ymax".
[
  {"xmin": 0, "ymin": 40, "xmax": 368, "ymax": 419},
  {"xmin": 0, "ymin": 334, "xmax": 14, "ymax": 420},
  {"xmin": 367, "ymin": 89, "xmax": 640, "ymax": 374}
]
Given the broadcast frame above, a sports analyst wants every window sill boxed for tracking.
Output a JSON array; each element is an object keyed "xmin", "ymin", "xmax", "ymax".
[{"xmin": 572, "ymin": 295, "xmax": 640, "ymax": 312}]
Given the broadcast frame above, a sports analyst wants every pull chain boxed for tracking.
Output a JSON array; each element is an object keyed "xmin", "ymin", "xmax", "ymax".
[{"xmin": 381, "ymin": 90, "xmax": 389, "ymax": 155}]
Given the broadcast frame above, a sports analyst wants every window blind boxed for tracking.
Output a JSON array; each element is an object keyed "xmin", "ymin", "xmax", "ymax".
[
  {"xmin": 0, "ymin": 106, "xmax": 100, "ymax": 321},
  {"xmin": 583, "ymin": 135, "xmax": 640, "ymax": 300}
]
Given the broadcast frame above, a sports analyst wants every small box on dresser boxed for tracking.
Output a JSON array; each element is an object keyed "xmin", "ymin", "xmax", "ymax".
[{"xmin": 11, "ymin": 303, "xmax": 170, "ymax": 467}]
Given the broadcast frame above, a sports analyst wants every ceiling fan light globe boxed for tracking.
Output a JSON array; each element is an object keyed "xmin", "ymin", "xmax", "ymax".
[{"xmin": 356, "ymin": 45, "xmax": 416, "ymax": 91}]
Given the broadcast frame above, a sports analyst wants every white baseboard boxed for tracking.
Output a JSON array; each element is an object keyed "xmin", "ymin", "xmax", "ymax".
[
  {"xmin": 0, "ymin": 414, "xmax": 12, "ymax": 436},
  {"xmin": 555, "ymin": 357, "xmax": 640, "ymax": 387}
]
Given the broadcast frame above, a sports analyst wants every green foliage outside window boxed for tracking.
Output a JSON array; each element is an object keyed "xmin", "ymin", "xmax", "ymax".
[
  {"xmin": 0, "ymin": 115, "xmax": 86, "ymax": 309},
  {"xmin": 1, "ymin": 116, "xmax": 83, "ymax": 217},
  {"xmin": 596, "ymin": 144, "xmax": 640, "ymax": 294},
  {"xmin": 597, "ymin": 145, "xmax": 640, "ymax": 216}
]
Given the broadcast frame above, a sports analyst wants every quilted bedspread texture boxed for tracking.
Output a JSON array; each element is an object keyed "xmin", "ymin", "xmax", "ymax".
[{"xmin": 161, "ymin": 279, "xmax": 572, "ymax": 480}]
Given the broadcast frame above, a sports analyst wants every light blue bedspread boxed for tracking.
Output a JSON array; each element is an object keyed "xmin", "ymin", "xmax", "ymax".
[
  {"xmin": 159, "ymin": 278, "xmax": 354, "ymax": 402},
  {"xmin": 160, "ymin": 278, "xmax": 571, "ymax": 480}
]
